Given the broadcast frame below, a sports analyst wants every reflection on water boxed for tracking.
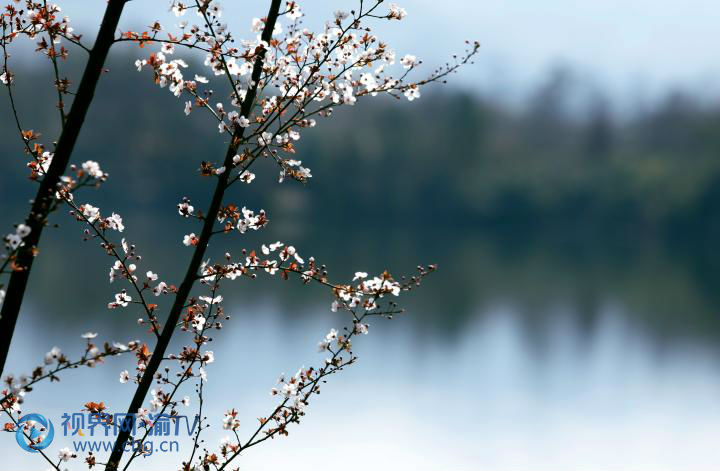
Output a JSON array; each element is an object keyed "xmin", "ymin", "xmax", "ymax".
[{"xmin": 3, "ymin": 230, "xmax": 720, "ymax": 468}]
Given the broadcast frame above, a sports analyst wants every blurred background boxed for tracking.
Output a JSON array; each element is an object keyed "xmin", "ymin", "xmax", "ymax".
[{"xmin": 3, "ymin": 0, "xmax": 720, "ymax": 468}]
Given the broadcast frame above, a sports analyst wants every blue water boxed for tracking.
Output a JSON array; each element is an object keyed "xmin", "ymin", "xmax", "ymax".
[{"xmin": 4, "ymin": 289, "xmax": 720, "ymax": 468}]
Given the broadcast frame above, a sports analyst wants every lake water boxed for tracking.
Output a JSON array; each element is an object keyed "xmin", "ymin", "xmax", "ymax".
[{"xmin": 3, "ymin": 230, "xmax": 720, "ymax": 468}]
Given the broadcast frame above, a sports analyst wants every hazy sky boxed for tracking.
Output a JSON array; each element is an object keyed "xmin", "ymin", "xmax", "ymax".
[{"xmin": 64, "ymin": 1, "xmax": 720, "ymax": 101}]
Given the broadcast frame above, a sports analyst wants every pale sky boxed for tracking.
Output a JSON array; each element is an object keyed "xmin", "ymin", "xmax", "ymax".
[{"xmin": 64, "ymin": 1, "xmax": 720, "ymax": 103}]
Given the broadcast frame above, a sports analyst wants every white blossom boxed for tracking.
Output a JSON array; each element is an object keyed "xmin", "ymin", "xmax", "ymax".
[
  {"xmin": 192, "ymin": 314, "xmax": 206, "ymax": 331},
  {"xmin": 152, "ymin": 281, "xmax": 168, "ymax": 296},
  {"xmin": 58, "ymin": 447, "xmax": 75, "ymax": 462},
  {"xmin": 251, "ymin": 17, "xmax": 264, "ymax": 33},
  {"xmin": 287, "ymin": 3, "xmax": 302, "ymax": 20},
  {"xmin": 400, "ymin": 54, "xmax": 417, "ymax": 69},
  {"xmin": 281, "ymin": 381, "xmax": 298, "ymax": 397},
  {"xmin": 183, "ymin": 233, "xmax": 197, "ymax": 246},
  {"xmin": 5, "ymin": 233, "xmax": 22, "ymax": 250},
  {"xmin": 15, "ymin": 224, "xmax": 31, "ymax": 238},
  {"xmin": 81, "ymin": 160, "xmax": 105, "ymax": 179},
  {"xmin": 404, "ymin": 87, "xmax": 421, "ymax": 101},
  {"xmin": 258, "ymin": 132, "xmax": 273, "ymax": 146},
  {"xmin": 0, "ymin": 71, "xmax": 13, "ymax": 85},
  {"xmin": 44, "ymin": 346, "xmax": 62, "ymax": 364},
  {"xmin": 108, "ymin": 291, "xmax": 132, "ymax": 309},
  {"xmin": 238, "ymin": 170, "xmax": 255, "ymax": 184},
  {"xmin": 106, "ymin": 213, "xmax": 124, "ymax": 232},
  {"xmin": 354, "ymin": 322, "xmax": 369, "ymax": 335},
  {"xmin": 199, "ymin": 295, "xmax": 223, "ymax": 305},
  {"xmin": 81, "ymin": 204, "xmax": 100, "ymax": 223},
  {"xmin": 222, "ymin": 409, "xmax": 240, "ymax": 430},
  {"xmin": 203, "ymin": 350, "xmax": 215, "ymax": 364},
  {"xmin": 389, "ymin": 3, "xmax": 408, "ymax": 20},
  {"xmin": 171, "ymin": 2, "xmax": 187, "ymax": 16},
  {"xmin": 178, "ymin": 201, "xmax": 194, "ymax": 217}
]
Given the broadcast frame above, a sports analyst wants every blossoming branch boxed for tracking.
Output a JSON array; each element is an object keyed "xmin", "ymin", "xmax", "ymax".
[{"xmin": 0, "ymin": 1, "xmax": 477, "ymax": 470}]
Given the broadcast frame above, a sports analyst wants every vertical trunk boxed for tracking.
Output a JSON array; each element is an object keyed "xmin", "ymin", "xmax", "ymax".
[
  {"xmin": 104, "ymin": 1, "xmax": 283, "ymax": 469},
  {"xmin": 0, "ymin": 0, "xmax": 128, "ymax": 377}
]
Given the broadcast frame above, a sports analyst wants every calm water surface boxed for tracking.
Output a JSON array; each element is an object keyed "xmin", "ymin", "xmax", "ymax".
[{"xmin": 3, "ymin": 230, "xmax": 720, "ymax": 468}]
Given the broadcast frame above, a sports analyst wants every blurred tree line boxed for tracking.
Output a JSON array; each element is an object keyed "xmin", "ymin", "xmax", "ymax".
[
  {"xmin": 4, "ymin": 58, "xmax": 720, "ymax": 345},
  {"xmin": 2, "ymin": 58, "xmax": 720, "ymax": 251}
]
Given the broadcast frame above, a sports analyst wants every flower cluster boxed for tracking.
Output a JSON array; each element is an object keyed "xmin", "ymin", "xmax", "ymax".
[
  {"xmin": 3, "ymin": 224, "xmax": 31, "ymax": 251},
  {"xmin": 193, "ymin": 264, "xmax": 430, "ymax": 469},
  {"xmin": 1, "ymin": 1, "xmax": 473, "ymax": 469},
  {"xmin": 125, "ymin": 0, "xmax": 478, "ymax": 189},
  {"xmin": 1, "ymin": 1, "xmax": 89, "ymax": 175},
  {"xmin": 222, "ymin": 408, "xmax": 240, "ymax": 430},
  {"xmin": 2, "ymin": 333, "xmax": 137, "ymax": 415},
  {"xmin": 0, "ymin": 223, "xmax": 33, "ymax": 308},
  {"xmin": 217, "ymin": 205, "xmax": 268, "ymax": 234},
  {"xmin": 1, "ymin": 2, "xmax": 81, "ymax": 63}
]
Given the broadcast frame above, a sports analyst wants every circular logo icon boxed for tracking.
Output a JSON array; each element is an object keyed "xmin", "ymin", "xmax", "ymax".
[{"xmin": 15, "ymin": 413, "xmax": 54, "ymax": 452}]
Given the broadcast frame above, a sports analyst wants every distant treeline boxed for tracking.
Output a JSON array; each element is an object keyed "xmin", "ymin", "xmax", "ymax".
[{"xmin": 2, "ymin": 58, "xmax": 720, "ymax": 247}]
